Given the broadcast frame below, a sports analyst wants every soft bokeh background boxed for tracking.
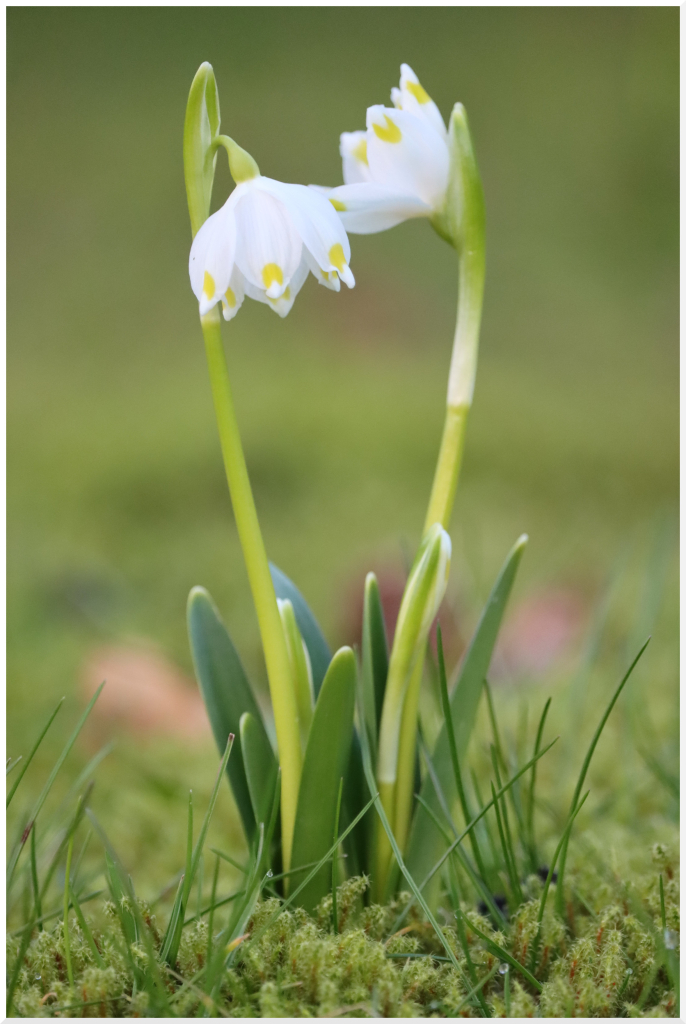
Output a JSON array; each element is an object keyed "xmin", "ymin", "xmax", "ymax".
[{"xmin": 8, "ymin": 8, "xmax": 678, "ymax": 895}]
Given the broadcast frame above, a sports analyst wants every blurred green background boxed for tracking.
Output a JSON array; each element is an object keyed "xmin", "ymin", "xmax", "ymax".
[{"xmin": 8, "ymin": 8, "xmax": 678, "ymax": 893}]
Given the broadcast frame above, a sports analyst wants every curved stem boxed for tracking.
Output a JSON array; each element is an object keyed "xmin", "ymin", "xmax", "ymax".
[{"xmin": 201, "ymin": 310, "xmax": 301, "ymax": 871}]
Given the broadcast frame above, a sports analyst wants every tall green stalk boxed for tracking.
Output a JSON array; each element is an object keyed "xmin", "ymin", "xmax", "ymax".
[
  {"xmin": 184, "ymin": 65, "xmax": 302, "ymax": 870},
  {"xmin": 375, "ymin": 104, "xmax": 486, "ymax": 897},
  {"xmin": 201, "ymin": 311, "xmax": 302, "ymax": 870}
]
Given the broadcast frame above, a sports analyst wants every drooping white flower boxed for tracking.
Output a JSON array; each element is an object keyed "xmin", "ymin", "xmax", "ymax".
[
  {"xmin": 190, "ymin": 175, "xmax": 355, "ymax": 320},
  {"xmin": 328, "ymin": 64, "xmax": 450, "ymax": 234}
]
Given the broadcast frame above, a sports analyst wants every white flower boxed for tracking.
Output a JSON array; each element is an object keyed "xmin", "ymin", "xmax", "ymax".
[
  {"xmin": 190, "ymin": 176, "xmax": 355, "ymax": 320},
  {"xmin": 328, "ymin": 64, "xmax": 450, "ymax": 234}
]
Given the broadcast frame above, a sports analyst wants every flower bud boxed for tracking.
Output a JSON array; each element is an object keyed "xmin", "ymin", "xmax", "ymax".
[
  {"xmin": 377, "ymin": 523, "xmax": 451, "ymax": 784},
  {"xmin": 184, "ymin": 62, "xmax": 221, "ymax": 237}
]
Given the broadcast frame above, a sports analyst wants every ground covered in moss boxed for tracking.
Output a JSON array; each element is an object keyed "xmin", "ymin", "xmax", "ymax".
[{"xmin": 9, "ymin": 842, "xmax": 679, "ymax": 1018}]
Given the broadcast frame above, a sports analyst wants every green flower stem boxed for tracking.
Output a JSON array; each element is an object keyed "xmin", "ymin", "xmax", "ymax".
[
  {"xmin": 201, "ymin": 309, "xmax": 302, "ymax": 871},
  {"xmin": 377, "ymin": 105, "xmax": 486, "ymax": 892}
]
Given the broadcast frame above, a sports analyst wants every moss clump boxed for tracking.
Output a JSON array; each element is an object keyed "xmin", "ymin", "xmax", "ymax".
[{"xmin": 7, "ymin": 850, "xmax": 679, "ymax": 1017}]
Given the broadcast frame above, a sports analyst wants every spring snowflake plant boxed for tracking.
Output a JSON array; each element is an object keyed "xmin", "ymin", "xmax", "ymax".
[
  {"xmin": 182, "ymin": 61, "xmax": 658, "ymax": 919},
  {"xmin": 6, "ymin": 62, "xmax": 677, "ymax": 1020}
]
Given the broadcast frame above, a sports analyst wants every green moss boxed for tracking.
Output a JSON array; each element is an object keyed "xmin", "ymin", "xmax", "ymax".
[{"xmin": 8, "ymin": 846, "xmax": 678, "ymax": 1018}]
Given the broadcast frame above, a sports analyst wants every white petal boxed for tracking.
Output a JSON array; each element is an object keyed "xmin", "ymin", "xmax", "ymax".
[
  {"xmin": 398, "ymin": 64, "xmax": 447, "ymax": 140},
  {"xmin": 365, "ymin": 104, "xmax": 449, "ymax": 210},
  {"xmin": 391, "ymin": 87, "xmax": 403, "ymax": 110},
  {"xmin": 233, "ymin": 182, "xmax": 302, "ymax": 299},
  {"xmin": 244, "ymin": 256, "xmax": 310, "ymax": 317},
  {"xmin": 303, "ymin": 247, "xmax": 340, "ymax": 291},
  {"xmin": 326, "ymin": 183, "xmax": 431, "ymax": 234},
  {"xmin": 340, "ymin": 130, "xmax": 372, "ymax": 185},
  {"xmin": 261, "ymin": 179, "xmax": 355, "ymax": 289},
  {"xmin": 221, "ymin": 266, "xmax": 246, "ymax": 321},
  {"xmin": 188, "ymin": 200, "xmax": 237, "ymax": 316}
]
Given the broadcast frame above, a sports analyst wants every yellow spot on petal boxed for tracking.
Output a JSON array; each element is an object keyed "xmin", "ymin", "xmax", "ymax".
[
  {"xmin": 329, "ymin": 198, "xmax": 346, "ymax": 212},
  {"xmin": 224, "ymin": 287, "xmax": 237, "ymax": 309},
  {"xmin": 203, "ymin": 271, "xmax": 215, "ymax": 299},
  {"xmin": 407, "ymin": 80, "xmax": 431, "ymax": 105},
  {"xmin": 352, "ymin": 138, "xmax": 368, "ymax": 166},
  {"xmin": 372, "ymin": 115, "xmax": 402, "ymax": 144},
  {"xmin": 328, "ymin": 243, "xmax": 346, "ymax": 273},
  {"xmin": 268, "ymin": 286, "xmax": 291, "ymax": 305},
  {"xmin": 262, "ymin": 263, "xmax": 283, "ymax": 290}
]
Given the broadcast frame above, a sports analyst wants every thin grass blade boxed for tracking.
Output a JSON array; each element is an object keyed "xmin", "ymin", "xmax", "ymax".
[
  {"xmin": 555, "ymin": 639, "xmax": 649, "ymax": 915},
  {"xmin": 405, "ymin": 536, "xmax": 527, "ymax": 906},
  {"xmin": 7, "ymin": 697, "xmax": 64, "ymax": 808}
]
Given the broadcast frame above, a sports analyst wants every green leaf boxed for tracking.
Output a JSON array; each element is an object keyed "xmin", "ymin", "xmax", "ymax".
[
  {"xmin": 270, "ymin": 563, "xmax": 331, "ymax": 697},
  {"xmin": 187, "ymin": 586, "xmax": 270, "ymax": 843},
  {"xmin": 554, "ymin": 638, "xmax": 649, "ymax": 916},
  {"xmin": 290, "ymin": 647, "xmax": 357, "ymax": 911},
  {"xmin": 240, "ymin": 712, "xmax": 278, "ymax": 828},
  {"xmin": 183, "ymin": 62, "xmax": 220, "ymax": 237},
  {"xmin": 404, "ymin": 534, "xmax": 527, "ymax": 906},
  {"xmin": 361, "ymin": 571, "xmax": 388, "ymax": 759},
  {"xmin": 7, "ymin": 697, "xmax": 64, "ymax": 808}
]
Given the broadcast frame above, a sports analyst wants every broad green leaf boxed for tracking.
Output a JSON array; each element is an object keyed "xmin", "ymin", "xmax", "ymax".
[
  {"xmin": 277, "ymin": 598, "xmax": 314, "ymax": 749},
  {"xmin": 187, "ymin": 586, "xmax": 269, "ymax": 843},
  {"xmin": 270, "ymin": 563, "xmax": 331, "ymax": 697},
  {"xmin": 361, "ymin": 572, "xmax": 388, "ymax": 758},
  {"xmin": 183, "ymin": 62, "xmax": 220, "ymax": 237},
  {"xmin": 268, "ymin": 564, "xmax": 366, "ymax": 873},
  {"xmin": 290, "ymin": 647, "xmax": 357, "ymax": 911},
  {"xmin": 240, "ymin": 712, "xmax": 278, "ymax": 828},
  {"xmin": 403, "ymin": 534, "xmax": 527, "ymax": 905}
]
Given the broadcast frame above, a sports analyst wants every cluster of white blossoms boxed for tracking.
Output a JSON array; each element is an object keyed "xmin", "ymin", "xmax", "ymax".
[{"xmin": 190, "ymin": 64, "xmax": 447, "ymax": 320}]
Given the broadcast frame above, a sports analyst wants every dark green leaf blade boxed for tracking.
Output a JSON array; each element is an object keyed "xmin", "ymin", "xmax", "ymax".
[
  {"xmin": 361, "ymin": 571, "xmax": 389, "ymax": 757},
  {"xmin": 269, "ymin": 563, "xmax": 331, "ymax": 697},
  {"xmin": 187, "ymin": 586, "xmax": 268, "ymax": 843},
  {"xmin": 290, "ymin": 647, "xmax": 357, "ymax": 911},
  {"xmin": 404, "ymin": 534, "xmax": 527, "ymax": 904},
  {"xmin": 240, "ymin": 712, "xmax": 278, "ymax": 827}
]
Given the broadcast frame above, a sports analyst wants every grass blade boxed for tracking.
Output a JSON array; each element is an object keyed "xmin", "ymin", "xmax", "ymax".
[
  {"xmin": 405, "ymin": 535, "xmax": 527, "ymax": 906},
  {"xmin": 331, "ymin": 777, "xmax": 343, "ymax": 933},
  {"xmin": 63, "ymin": 831, "xmax": 75, "ymax": 992},
  {"xmin": 7, "ymin": 697, "xmax": 64, "ymax": 808},
  {"xmin": 393, "ymin": 737, "xmax": 558, "ymax": 933},
  {"xmin": 555, "ymin": 639, "xmax": 650, "ymax": 916},
  {"xmin": 527, "ymin": 697, "xmax": 551, "ymax": 870},
  {"xmin": 163, "ymin": 733, "xmax": 234, "ymax": 966},
  {"xmin": 490, "ymin": 750, "xmax": 522, "ymax": 906},
  {"xmin": 531, "ymin": 791, "xmax": 589, "ymax": 972},
  {"xmin": 7, "ymin": 686, "xmax": 104, "ymax": 891},
  {"xmin": 463, "ymin": 915, "xmax": 542, "ymax": 993},
  {"xmin": 30, "ymin": 824, "xmax": 42, "ymax": 931},
  {"xmin": 358, "ymin": 726, "xmax": 470, "ymax": 988},
  {"xmin": 436, "ymin": 623, "xmax": 488, "ymax": 882},
  {"xmin": 455, "ymin": 963, "xmax": 499, "ymax": 1015}
]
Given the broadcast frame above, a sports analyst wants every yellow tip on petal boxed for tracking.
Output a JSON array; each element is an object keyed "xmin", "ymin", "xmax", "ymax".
[
  {"xmin": 203, "ymin": 272, "xmax": 215, "ymax": 299},
  {"xmin": 262, "ymin": 263, "xmax": 284, "ymax": 290},
  {"xmin": 372, "ymin": 115, "xmax": 402, "ymax": 144},
  {"xmin": 352, "ymin": 137, "xmax": 368, "ymax": 166},
  {"xmin": 406, "ymin": 80, "xmax": 431, "ymax": 105},
  {"xmin": 328, "ymin": 243, "xmax": 346, "ymax": 273},
  {"xmin": 329, "ymin": 198, "xmax": 346, "ymax": 212},
  {"xmin": 224, "ymin": 287, "xmax": 237, "ymax": 309}
]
